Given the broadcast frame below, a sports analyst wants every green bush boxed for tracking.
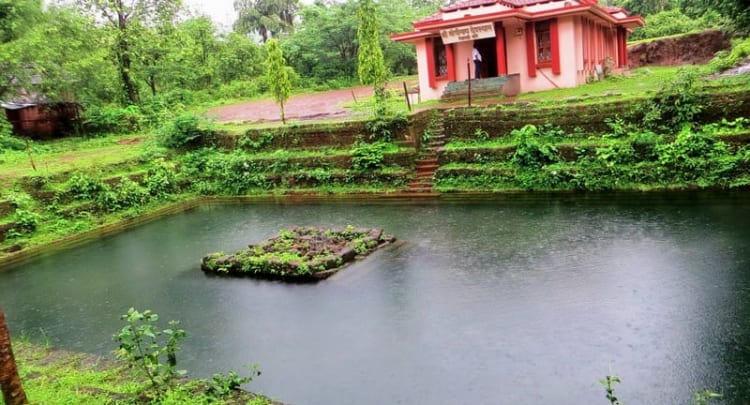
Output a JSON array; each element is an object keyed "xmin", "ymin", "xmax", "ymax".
[
  {"xmin": 629, "ymin": 9, "xmax": 718, "ymax": 41},
  {"xmin": 639, "ymin": 68, "xmax": 704, "ymax": 133},
  {"xmin": 114, "ymin": 308, "xmax": 186, "ymax": 389},
  {"xmin": 12, "ymin": 209, "xmax": 40, "ymax": 233},
  {"xmin": 67, "ymin": 172, "xmax": 106, "ymax": 200},
  {"xmin": 144, "ymin": 159, "xmax": 178, "ymax": 197},
  {"xmin": 83, "ymin": 104, "xmax": 144, "ymax": 134},
  {"xmin": 95, "ymin": 178, "xmax": 150, "ymax": 212},
  {"xmin": 655, "ymin": 126, "xmax": 733, "ymax": 182},
  {"xmin": 158, "ymin": 113, "xmax": 215, "ymax": 150},
  {"xmin": 365, "ymin": 112, "xmax": 407, "ymax": 142},
  {"xmin": 182, "ymin": 150, "xmax": 271, "ymax": 195},
  {"xmin": 215, "ymin": 79, "xmax": 265, "ymax": 99},
  {"xmin": 709, "ymin": 37, "xmax": 750, "ymax": 73},
  {"xmin": 0, "ymin": 113, "xmax": 25, "ymax": 152},
  {"xmin": 351, "ymin": 141, "xmax": 389, "ymax": 171},
  {"xmin": 511, "ymin": 125, "xmax": 558, "ymax": 168}
]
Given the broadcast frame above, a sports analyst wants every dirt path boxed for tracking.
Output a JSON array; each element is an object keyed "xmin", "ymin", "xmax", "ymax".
[{"xmin": 208, "ymin": 85, "xmax": 375, "ymax": 123}]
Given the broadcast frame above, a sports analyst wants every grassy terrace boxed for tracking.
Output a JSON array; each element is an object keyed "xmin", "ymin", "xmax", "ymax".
[{"xmin": 12, "ymin": 338, "xmax": 277, "ymax": 405}]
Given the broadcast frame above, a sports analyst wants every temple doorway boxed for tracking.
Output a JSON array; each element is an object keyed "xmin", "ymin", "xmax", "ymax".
[{"xmin": 474, "ymin": 37, "xmax": 498, "ymax": 78}]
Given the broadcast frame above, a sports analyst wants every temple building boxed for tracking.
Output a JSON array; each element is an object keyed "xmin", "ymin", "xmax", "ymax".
[{"xmin": 391, "ymin": 0, "xmax": 644, "ymax": 101}]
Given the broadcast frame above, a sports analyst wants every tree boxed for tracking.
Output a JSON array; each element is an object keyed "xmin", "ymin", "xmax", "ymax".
[
  {"xmin": 212, "ymin": 32, "xmax": 263, "ymax": 84},
  {"xmin": 613, "ymin": 0, "xmax": 672, "ymax": 16},
  {"xmin": 357, "ymin": 0, "xmax": 388, "ymax": 115},
  {"xmin": 0, "ymin": 0, "xmax": 42, "ymax": 43},
  {"xmin": 0, "ymin": 307, "xmax": 27, "ymax": 405},
  {"xmin": 234, "ymin": 0, "xmax": 299, "ymax": 42},
  {"xmin": 283, "ymin": 0, "xmax": 360, "ymax": 81},
  {"xmin": 265, "ymin": 39, "xmax": 292, "ymax": 123},
  {"xmin": 75, "ymin": 0, "xmax": 183, "ymax": 105}
]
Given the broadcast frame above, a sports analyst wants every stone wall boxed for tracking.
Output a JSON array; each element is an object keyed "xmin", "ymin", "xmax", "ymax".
[{"xmin": 443, "ymin": 90, "xmax": 750, "ymax": 141}]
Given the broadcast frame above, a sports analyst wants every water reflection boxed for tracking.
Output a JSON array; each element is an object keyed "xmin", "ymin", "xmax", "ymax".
[{"xmin": 1, "ymin": 193, "xmax": 749, "ymax": 404}]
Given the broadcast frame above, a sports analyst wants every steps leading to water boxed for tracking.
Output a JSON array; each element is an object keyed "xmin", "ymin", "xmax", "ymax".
[{"xmin": 406, "ymin": 114, "xmax": 446, "ymax": 194}]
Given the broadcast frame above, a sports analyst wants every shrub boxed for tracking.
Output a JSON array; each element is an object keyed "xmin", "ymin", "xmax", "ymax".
[
  {"xmin": 114, "ymin": 308, "xmax": 186, "ymax": 389},
  {"xmin": 206, "ymin": 368, "xmax": 261, "ymax": 398},
  {"xmin": 639, "ymin": 68, "xmax": 704, "ymax": 133},
  {"xmin": 351, "ymin": 141, "xmax": 389, "ymax": 171},
  {"xmin": 0, "ymin": 113, "xmax": 25, "ymax": 152},
  {"xmin": 12, "ymin": 209, "xmax": 40, "ymax": 233},
  {"xmin": 158, "ymin": 113, "xmax": 216, "ymax": 150},
  {"xmin": 144, "ymin": 159, "xmax": 178, "ymax": 197},
  {"xmin": 67, "ymin": 172, "xmax": 106, "ymax": 200},
  {"xmin": 629, "ymin": 9, "xmax": 717, "ymax": 41},
  {"xmin": 709, "ymin": 37, "xmax": 750, "ymax": 73},
  {"xmin": 215, "ymin": 79, "xmax": 265, "ymax": 99},
  {"xmin": 83, "ymin": 105, "xmax": 144, "ymax": 134},
  {"xmin": 511, "ymin": 125, "xmax": 558, "ymax": 168},
  {"xmin": 95, "ymin": 178, "xmax": 150, "ymax": 212},
  {"xmin": 655, "ymin": 125, "xmax": 732, "ymax": 182},
  {"xmin": 365, "ymin": 112, "xmax": 407, "ymax": 142}
]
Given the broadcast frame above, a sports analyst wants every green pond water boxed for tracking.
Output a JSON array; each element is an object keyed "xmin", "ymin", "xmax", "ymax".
[{"xmin": 1, "ymin": 192, "xmax": 749, "ymax": 404}]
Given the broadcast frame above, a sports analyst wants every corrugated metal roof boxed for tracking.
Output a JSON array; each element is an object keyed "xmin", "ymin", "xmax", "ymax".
[{"xmin": 1, "ymin": 102, "xmax": 37, "ymax": 110}]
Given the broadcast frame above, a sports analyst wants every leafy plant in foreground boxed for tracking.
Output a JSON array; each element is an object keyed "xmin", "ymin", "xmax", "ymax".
[
  {"xmin": 206, "ymin": 368, "xmax": 261, "ymax": 398},
  {"xmin": 114, "ymin": 308, "xmax": 187, "ymax": 389},
  {"xmin": 600, "ymin": 374, "xmax": 624, "ymax": 405}
]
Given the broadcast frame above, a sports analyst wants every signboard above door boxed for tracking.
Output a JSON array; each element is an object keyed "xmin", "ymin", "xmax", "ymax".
[{"xmin": 439, "ymin": 23, "xmax": 496, "ymax": 44}]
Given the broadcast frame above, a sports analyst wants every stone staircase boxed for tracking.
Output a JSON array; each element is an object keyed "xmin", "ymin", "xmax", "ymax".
[
  {"xmin": 406, "ymin": 114, "xmax": 445, "ymax": 194},
  {"xmin": 440, "ymin": 76, "xmax": 510, "ymax": 103}
]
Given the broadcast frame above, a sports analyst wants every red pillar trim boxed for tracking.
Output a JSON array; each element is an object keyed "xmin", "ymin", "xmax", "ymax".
[
  {"xmin": 617, "ymin": 27, "xmax": 627, "ymax": 67},
  {"xmin": 525, "ymin": 22, "xmax": 536, "ymax": 78},
  {"xmin": 550, "ymin": 18, "xmax": 561, "ymax": 75},
  {"xmin": 581, "ymin": 18, "xmax": 589, "ymax": 70},
  {"xmin": 446, "ymin": 43, "xmax": 456, "ymax": 81},
  {"xmin": 495, "ymin": 22, "xmax": 507, "ymax": 75},
  {"xmin": 585, "ymin": 18, "xmax": 592, "ymax": 69},
  {"xmin": 426, "ymin": 37, "xmax": 436, "ymax": 89},
  {"xmin": 592, "ymin": 23, "xmax": 602, "ymax": 65},
  {"xmin": 598, "ymin": 24, "xmax": 606, "ymax": 63}
]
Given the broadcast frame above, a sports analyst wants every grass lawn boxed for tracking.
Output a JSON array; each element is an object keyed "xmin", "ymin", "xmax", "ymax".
[{"xmin": 0, "ymin": 133, "xmax": 149, "ymax": 187}]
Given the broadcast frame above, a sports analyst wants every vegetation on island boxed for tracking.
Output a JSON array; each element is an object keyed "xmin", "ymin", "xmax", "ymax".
[{"xmin": 202, "ymin": 225, "xmax": 394, "ymax": 280}]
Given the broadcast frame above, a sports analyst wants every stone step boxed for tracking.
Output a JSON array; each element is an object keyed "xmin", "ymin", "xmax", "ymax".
[
  {"xmin": 442, "ymin": 76, "xmax": 509, "ymax": 99},
  {"xmin": 416, "ymin": 167, "xmax": 439, "ymax": 174},
  {"xmin": 406, "ymin": 187, "xmax": 434, "ymax": 193}
]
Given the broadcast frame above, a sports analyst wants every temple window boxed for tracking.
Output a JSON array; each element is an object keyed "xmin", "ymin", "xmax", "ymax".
[
  {"xmin": 433, "ymin": 37, "xmax": 448, "ymax": 77},
  {"xmin": 536, "ymin": 20, "xmax": 552, "ymax": 64}
]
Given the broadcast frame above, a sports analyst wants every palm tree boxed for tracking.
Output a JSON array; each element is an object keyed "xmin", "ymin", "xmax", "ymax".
[
  {"xmin": 234, "ymin": 0, "xmax": 299, "ymax": 42},
  {"xmin": 0, "ymin": 307, "xmax": 27, "ymax": 405}
]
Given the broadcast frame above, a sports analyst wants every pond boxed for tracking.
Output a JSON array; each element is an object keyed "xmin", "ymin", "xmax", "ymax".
[{"xmin": 2, "ymin": 193, "xmax": 750, "ymax": 405}]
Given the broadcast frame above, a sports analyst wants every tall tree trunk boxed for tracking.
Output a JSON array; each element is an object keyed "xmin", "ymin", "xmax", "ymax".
[
  {"xmin": 117, "ymin": 36, "xmax": 139, "ymax": 105},
  {"xmin": 117, "ymin": 14, "xmax": 139, "ymax": 105},
  {"xmin": 0, "ymin": 307, "xmax": 28, "ymax": 405},
  {"xmin": 149, "ymin": 74, "xmax": 157, "ymax": 97}
]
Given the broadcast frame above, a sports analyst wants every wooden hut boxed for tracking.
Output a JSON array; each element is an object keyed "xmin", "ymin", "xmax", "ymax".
[{"xmin": 1, "ymin": 101, "xmax": 81, "ymax": 139}]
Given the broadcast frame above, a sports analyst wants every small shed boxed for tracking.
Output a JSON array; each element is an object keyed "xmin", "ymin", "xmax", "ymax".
[{"xmin": 2, "ymin": 101, "xmax": 81, "ymax": 139}]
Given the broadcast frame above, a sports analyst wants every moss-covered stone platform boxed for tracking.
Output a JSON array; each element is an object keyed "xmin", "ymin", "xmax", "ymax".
[{"xmin": 201, "ymin": 225, "xmax": 395, "ymax": 280}]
